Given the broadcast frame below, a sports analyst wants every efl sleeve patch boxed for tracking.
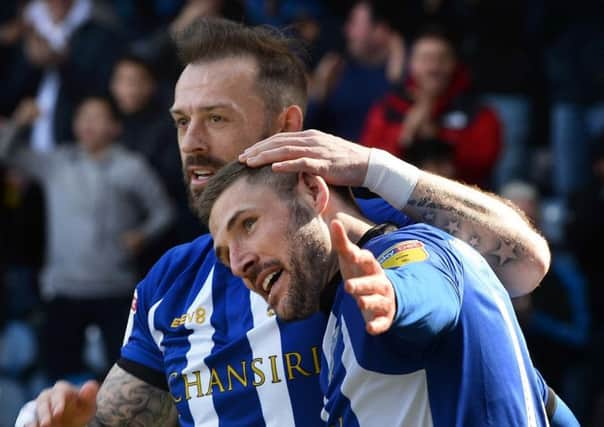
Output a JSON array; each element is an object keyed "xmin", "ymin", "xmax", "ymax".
[{"xmin": 377, "ymin": 240, "xmax": 429, "ymax": 268}]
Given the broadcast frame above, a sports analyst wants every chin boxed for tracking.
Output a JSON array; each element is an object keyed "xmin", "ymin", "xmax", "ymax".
[{"xmin": 275, "ymin": 301, "xmax": 316, "ymax": 322}]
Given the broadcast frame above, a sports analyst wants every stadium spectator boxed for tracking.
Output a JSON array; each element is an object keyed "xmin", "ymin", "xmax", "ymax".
[
  {"xmin": 566, "ymin": 137, "xmax": 604, "ymax": 423},
  {"xmin": 304, "ymin": 0, "xmax": 405, "ymax": 141},
  {"xmin": 405, "ymin": 137, "xmax": 455, "ymax": 179},
  {"xmin": 566, "ymin": 138, "xmax": 604, "ymax": 334},
  {"xmin": 0, "ymin": 96, "xmax": 173, "ymax": 382},
  {"xmin": 0, "ymin": 0, "xmax": 122, "ymax": 151},
  {"xmin": 502, "ymin": 181, "xmax": 590, "ymax": 421},
  {"xmin": 462, "ymin": 0, "xmax": 538, "ymax": 190},
  {"xmin": 109, "ymin": 54, "xmax": 203, "ymax": 271},
  {"xmin": 542, "ymin": 2, "xmax": 604, "ymax": 196},
  {"xmin": 15, "ymin": 18, "xmax": 550, "ymax": 427},
  {"xmin": 360, "ymin": 28, "xmax": 501, "ymax": 187}
]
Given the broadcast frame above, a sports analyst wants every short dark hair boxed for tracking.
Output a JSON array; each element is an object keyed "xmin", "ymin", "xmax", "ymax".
[
  {"xmin": 198, "ymin": 161, "xmax": 357, "ymax": 226},
  {"xmin": 75, "ymin": 95, "xmax": 120, "ymax": 120},
  {"xmin": 115, "ymin": 52, "xmax": 158, "ymax": 81},
  {"xmin": 198, "ymin": 161, "xmax": 298, "ymax": 225},
  {"xmin": 173, "ymin": 17, "xmax": 308, "ymax": 115},
  {"xmin": 412, "ymin": 25, "xmax": 457, "ymax": 56}
]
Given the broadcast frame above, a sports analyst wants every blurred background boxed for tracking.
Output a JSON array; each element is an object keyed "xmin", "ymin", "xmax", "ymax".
[{"xmin": 0, "ymin": 0, "xmax": 603, "ymax": 425}]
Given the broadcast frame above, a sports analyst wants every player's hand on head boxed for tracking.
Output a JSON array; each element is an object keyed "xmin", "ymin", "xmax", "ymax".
[
  {"xmin": 25, "ymin": 380, "xmax": 98, "ymax": 427},
  {"xmin": 330, "ymin": 220, "xmax": 397, "ymax": 335},
  {"xmin": 239, "ymin": 129, "xmax": 370, "ymax": 187}
]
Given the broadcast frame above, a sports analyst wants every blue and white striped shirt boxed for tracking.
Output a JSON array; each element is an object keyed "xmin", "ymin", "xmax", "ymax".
[
  {"xmin": 320, "ymin": 224, "xmax": 550, "ymax": 427},
  {"xmin": 120, "ymin": 198, "xmax": 411, "ymax": 426}
]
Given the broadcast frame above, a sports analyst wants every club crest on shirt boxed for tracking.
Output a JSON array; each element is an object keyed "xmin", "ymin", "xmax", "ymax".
[{"xmin": 377, "ymin": 240, "xmax": 429, "ymax": 268}]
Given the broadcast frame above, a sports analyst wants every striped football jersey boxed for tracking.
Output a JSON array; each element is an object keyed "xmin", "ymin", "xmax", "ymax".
[
  {"xmin": 120, "ymin": 198, "xmax": 412, "ymax": 426},
  {"xmin": 320, "ymin": 224, "xmax": 550, "ymax": 427}
]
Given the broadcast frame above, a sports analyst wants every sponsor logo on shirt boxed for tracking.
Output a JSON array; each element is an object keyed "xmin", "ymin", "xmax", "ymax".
[
  {"xmin": 377, "ymin": 240, "xmax": 429, "ymax": 268},
  {"xmin": 171, "ymin": 307, "xmax": 207, "ymax": 328},
  {"xmin": 168, "ymin": 346, "xmax": 321, "ymax": 402}
]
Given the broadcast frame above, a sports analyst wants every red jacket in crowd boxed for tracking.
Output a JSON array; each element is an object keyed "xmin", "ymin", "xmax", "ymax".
[{"xmin": 360, "ymin": 68, "xmax": 501, "ymax": 185}]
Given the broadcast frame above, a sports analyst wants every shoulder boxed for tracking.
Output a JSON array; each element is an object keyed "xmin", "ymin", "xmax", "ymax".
[
  {"xmin": 369, "ymin": 223, "xmax": 451, "ymax": 251},
  {"xmin": 136, "ymin": 234, "xmax": 215, "ymax": 303},
  {"xmin": 356, "ymin": 196, "xmax": 414, "ymax": 228},
  {"xmin": 366, "ymin": 224, "xmax": 464, "ymax": 272}
]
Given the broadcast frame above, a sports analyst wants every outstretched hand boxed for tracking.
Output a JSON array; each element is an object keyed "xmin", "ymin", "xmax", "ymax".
[
  {"xmin": 24, "ymin": 380, "xmax": 99, "ymax": 427},
  {"xmin": 330, "ymin": 220, "xmax": 396, "ymax": 335},
  {"xmin": 239, "ymin": 129, "xmax": 371, "ymax": 187}
]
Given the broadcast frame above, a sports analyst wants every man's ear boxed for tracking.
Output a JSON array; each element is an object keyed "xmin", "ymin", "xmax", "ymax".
[
  {"xmin": 297, "ymin": 172, "xmax": 329, "ymax": 214},
  {"xmin": 275, "ymin": 104, "xmax": 303, "ymax": 132}
]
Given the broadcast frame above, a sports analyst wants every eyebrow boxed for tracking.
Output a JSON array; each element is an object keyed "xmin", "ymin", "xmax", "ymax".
[
  {"xmin": 226, "ymin": 209, "xmax": 248, "ymax": 232},
  {"xmin": 169, "ymin": 103, "xmax": 232, "ymax": 116}
]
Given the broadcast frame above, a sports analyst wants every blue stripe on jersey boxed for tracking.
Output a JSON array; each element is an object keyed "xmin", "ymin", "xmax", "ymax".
[
  {"xmin": 278, "ymin": 315, "xmax": 327, "ymax": 426},
  {"xmin": 207, "ymin": 263, "xmax": 265, "ymax": 426}
]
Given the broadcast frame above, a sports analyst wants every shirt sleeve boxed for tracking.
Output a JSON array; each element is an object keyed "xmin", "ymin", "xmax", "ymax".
[
  {"xmin": 121, "ymin": 278, "xmax": 165, "ymax": 374},
  {"xmin": 373, "ymin": 229, "xmax": 463, "ymax": 344},
  {"xmin": 0, "ymin": 122, "xmax": 54, "ymax": 178}
]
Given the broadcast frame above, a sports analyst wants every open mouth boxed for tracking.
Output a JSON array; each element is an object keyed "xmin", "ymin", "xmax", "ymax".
[
  {"xmin": 262, "ymin": 269, "xmax": 283, "ymax": 293},
  {"xmin": 190, "ymin": 169, "xmax": 214, "ymax": 185}
]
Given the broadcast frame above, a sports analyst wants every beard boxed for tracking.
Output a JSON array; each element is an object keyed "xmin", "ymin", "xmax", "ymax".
[
  {"xmin": 183, "ymin": 153, "xmax": 226, "ymax": 217},
  {"xmin": 276, "ymin": 199, "xmax": 334, "ymax": 321}
]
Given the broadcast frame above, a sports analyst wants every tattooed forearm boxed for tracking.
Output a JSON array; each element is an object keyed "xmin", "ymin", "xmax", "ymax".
[
  {"xmin": 402, "ymin": 173, "xmax": 549, "ymax": 296},
  {"xmin": 89, "ymin": 365, "xmax": 178, "ymax": 427},
  {"xmin": 407, "ymin": 188, "xmax": 528, "ymax": 266}
]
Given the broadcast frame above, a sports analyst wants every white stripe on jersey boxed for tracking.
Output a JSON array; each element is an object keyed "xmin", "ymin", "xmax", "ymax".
[
  {"xmin": 184, "ymin": 267, "xmax": 220, "ymax": 426},
  {"xmin": 148, "ymin": 298, "xmax": 165, "ymax": 352},
  {"xmin": 247, "ymin": 291, "xmax": 296, "ymax": 426},
  {"xmin": 339, "ymin": 318, "xmax": 434, "ymax": 427}
]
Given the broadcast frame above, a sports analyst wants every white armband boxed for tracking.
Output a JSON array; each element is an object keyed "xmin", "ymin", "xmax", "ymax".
[
  {"xmin": 362, "ymin": 148, "xmax": 420, "ymax": 210},
  {"xmin": 14, "ymin": 400, "xmax": 36, "ymax": 427}
]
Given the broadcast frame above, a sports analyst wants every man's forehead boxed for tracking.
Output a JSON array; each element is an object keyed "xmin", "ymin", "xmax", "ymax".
[
  {"xmin": 172, "ymin": 58, "xmax": 263, "ymax": 112},
  {"xmin": 176, "ymin": 57, "xmax": 259, "ymax": 90},
  {"xmin": 211, "ymin": 179, "xmax": 254, "ymax": 224},
  {"xmin": 210, "ymin": 179, "xmax": 276, "ymax": 227}
]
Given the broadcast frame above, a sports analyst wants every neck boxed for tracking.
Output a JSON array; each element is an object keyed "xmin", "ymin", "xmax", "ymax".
[
  {"xmin": 323, "ymin": 198, "xmax": 374, "ymax": 246},
  {"xmin": 319, "ymin": 206, "xmax": 374, "ymax": 313},
  {"xmin": 84, "ymin": 144, "xmax": 110, "ymax": 159},
  {"xmin": 333, "ymin": 211, "xmax": 373, "ymax": 245}
]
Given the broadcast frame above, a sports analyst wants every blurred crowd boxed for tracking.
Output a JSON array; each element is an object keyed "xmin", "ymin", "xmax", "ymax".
[{"xmin": 0, "ymin": 0, "xmax": 603, "ymax": 425}]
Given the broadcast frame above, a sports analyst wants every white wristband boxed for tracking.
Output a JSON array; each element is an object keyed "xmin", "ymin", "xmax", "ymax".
[
  {"xmin": 362, "ymin": 148, "xmax": 420, "ymax": 210},
  {"xmin": 15, "ymin": 400, "xmax": 36, "ymax": 427}
]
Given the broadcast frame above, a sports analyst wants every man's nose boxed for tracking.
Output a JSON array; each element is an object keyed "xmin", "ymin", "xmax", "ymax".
[
  {"xmin": 230, "ymin": 246, "xmax": 258, "ymax": 281},
  {"xmin": 180, "ymin": 120, "xmax": 208, "ymax": 154}
]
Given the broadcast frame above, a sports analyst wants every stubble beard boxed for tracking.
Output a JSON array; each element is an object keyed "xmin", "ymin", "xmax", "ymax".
[{"xmin": 277, "ymin": 201, "xmax": 333, "ymax": 321}]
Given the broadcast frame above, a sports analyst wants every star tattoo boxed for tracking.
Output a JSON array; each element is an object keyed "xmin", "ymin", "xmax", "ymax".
[
  {"xmin": 444, "ymin": 219, "xmax": 460, "ymax": 235},
  {"xmin": 489, "ymin": 240, "xmax": 518, "ymax": 266}
]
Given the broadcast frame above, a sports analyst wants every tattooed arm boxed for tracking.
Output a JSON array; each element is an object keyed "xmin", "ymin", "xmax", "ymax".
[
  {"xmin": 403, "ymin": 172, "xmax": 549, "ymax": 297},
  {"xmin": 239, "ymin": 130, "xmax": 550, "ymax": 297},
  {"xmin": 91, "ymin": 364, "xmax": 177, "ymax": 426},
  {"xmin": 19, "ymin": 364, "xmax": 177, "ymax": 427}
]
